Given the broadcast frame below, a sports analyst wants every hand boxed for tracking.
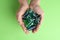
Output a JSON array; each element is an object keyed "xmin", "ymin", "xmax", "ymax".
[
  {"xmin": 30, "ymin": 0, "xmax": 44, "ymax": 33},
  {"xmin": 16, "ymin": 0, "xmax": 44, "ymax": 34},
  {"xmin": 16, "ymin": 0, "xmax": 29, "ymax": 34}
]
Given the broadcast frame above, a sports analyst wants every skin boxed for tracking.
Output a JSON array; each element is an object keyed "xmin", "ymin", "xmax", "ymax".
[
  {"xmin": 16, "ymin": 0, "xmax": 44, "ymax": 34},
  {"xmin": 30, "ymin": 0, "xmax": 44, "ymax": 33}
]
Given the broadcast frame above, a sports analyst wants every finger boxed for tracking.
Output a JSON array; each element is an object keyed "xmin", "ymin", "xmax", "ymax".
[
  {"xmin": 32, "ymin": 23, "xmax": 41, "ymax": 33},
  {"xmin": 32, "ymin": 20, "xmax": 41, "ymax": 33},
  {"xmin": 20, "ymin": 22, "xmax": 29, "ymax": 34}
]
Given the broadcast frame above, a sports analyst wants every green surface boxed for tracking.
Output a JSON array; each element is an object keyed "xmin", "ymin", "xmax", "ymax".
[{"xmin": 0, "ymin": 0, "xmax": 60, "ymax": 40}]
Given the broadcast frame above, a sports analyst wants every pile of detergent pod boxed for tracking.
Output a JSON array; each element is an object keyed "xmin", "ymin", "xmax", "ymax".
[{"xmin": 22, "ymin": 8, "xmax": 41, "ymax": 31}]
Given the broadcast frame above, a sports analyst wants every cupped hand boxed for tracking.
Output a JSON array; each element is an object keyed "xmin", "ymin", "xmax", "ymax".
[
  {"xmin": 30, "ymin": 5, "xmax": 44, "ymax": 33},
  {"xmin": 16, "ymin": 0, "xmax": 44, "ymax": 34},
  {"xmin": 16, "ymin": 0, "xmax": 29, "ymax": 34}
]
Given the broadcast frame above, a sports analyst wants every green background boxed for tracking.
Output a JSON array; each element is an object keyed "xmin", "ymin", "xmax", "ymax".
[{"xmin": 0, "ymin": 0, "xmax": 60, "ymax": 40}]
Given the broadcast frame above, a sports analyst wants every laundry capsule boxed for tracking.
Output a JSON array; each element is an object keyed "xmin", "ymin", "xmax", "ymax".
[{"xmin": 22, "ymin": 8, "xmax": 41, "ymax": 31}]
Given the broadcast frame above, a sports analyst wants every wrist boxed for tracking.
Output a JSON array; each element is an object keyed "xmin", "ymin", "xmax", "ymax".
[
  {"xmin": 20, "ymin": 4, "xmax": 29, "ymax": 9},
  {"xmin": 29, "ymin": 4, "xmax": 39, "ymax": 10},
  {"xmin": 30, "ymin": 0, "xmax": 40, "ymax": 6}
]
